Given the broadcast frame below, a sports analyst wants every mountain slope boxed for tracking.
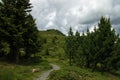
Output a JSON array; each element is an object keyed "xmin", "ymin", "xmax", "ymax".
[{"xmin": 39, "ymin": 29, "xmax": 66, "ymax": 58}]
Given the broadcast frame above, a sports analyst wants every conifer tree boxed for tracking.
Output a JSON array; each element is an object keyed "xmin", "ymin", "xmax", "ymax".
[
  {"xmin": 97, "ymin": 17, "xmax": 117, "ymax": 70},
  {"xmin": 64, "ymin": 17, "xmax": 119, "ymax": 71},
  {"xmin": 65, "ymin": 27, "xmax": 74, "ymax": 66},
  {"xmin": 0, "ymin": 0, "xmax": 41, "ymax": 63}
]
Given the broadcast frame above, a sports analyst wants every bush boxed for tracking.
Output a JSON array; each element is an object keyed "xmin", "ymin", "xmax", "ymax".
[{"xmin": 47, "ymin": 67, "xmax": 86, "ymax": 80}]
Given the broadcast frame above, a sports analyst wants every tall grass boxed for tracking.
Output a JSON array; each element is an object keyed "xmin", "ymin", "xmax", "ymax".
[
  {"xmin": 47, "ymin": 58, "xmax": 120, "ymax": 80},
  {"xmin": 0, "ymin": 58, "xmax": 51, "ymax": 80}
]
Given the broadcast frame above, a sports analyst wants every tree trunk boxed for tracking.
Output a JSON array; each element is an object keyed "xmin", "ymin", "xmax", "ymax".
[
  {"xmin": 16, "ymin": 49, "xmax": 19, "ymax": 64},
  {"xmin": 7, "ymin": 45, "xmax": 16, "ymax": 62},
  {"xmin": 92, "ymin": 62, "xmax": 97, "ymax": 72},
  {"xmin": 69, "ymin": 52, "xmax": 72, "ymax": 66},
  {"xmin": 86, "ymin": 56, "xmax": 90, "ymax": 68}
]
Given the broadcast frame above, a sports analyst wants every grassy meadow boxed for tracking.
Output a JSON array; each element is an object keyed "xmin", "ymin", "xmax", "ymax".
[
  {"xmin": 0, "ymin": 58, "xmax": 51, "ymax": 80},
  {"xmin": 0, "ymin": 29, "xmax": 120, "ymax": 80}
]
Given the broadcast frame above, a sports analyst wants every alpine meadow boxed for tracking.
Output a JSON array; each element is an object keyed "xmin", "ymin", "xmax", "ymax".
[{"xmin": 0, "ymin": 0, "xmax": 120, "ymax": 80}]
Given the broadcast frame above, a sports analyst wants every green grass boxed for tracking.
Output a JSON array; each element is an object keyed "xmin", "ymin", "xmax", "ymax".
[
  {"xmin": 48, "ymin": 66, "xmax": 120, "ymax": 80},
  {"xmin": 1, "ymin": 29, "xmax": 120, "ymax": 80},
  {"xmin": 0, "ymin": 29, "xmax": 64, "ymax": 80},
  {"xmin": 47, "ymin": 58, "xmax": 120, "ymax": 80},
  {"xmin": 40, "ymin": 29, "xmax": 120, "ymax": 80},
  {"xmin": 39, "ymin": 29, "xmax": 66, "ymax": 58},
  {"xmin": 0, "ymin": 58, "xmax": 51, "ymax": 80}
]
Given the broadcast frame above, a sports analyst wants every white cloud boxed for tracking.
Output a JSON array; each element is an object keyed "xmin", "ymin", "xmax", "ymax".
[
  {"xmin": 45, "ymin": 11, "xmax": 56, "ymax": 21},
  {"xmin": 45, "ymin": 21, "xmax": 54, "ymax": 28},
  {"xmin": 30, "ymin": 0, "xmax": 120, "ymax": 34}
]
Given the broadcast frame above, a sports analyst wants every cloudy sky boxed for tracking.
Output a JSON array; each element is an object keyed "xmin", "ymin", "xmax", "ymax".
[{"xmin": 30, "ymin": 0, "xmax": 120, "ymax": 34}]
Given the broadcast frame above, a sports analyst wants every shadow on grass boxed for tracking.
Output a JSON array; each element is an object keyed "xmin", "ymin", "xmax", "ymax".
[
  {"xmin": 19, "ymin": 56, "xmax": 42, "ymax": 65},
  {"xmin": 0, "ymin": 56, "xmax": 48, "ymax": 66}
]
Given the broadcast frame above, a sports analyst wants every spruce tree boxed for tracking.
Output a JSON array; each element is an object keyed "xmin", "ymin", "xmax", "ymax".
[
  {"xmin": 97, "ymin": 17, "xmax": 117, "ymax": 70},
  {"xmin": 65, "ymin": 27, "xmax": 74, "ymax": 66},
  {"xmin": 110, "ymin": 35, "xmax": 120, "ymax": 70},
  {"xmin": 0, "ymin": 0, "xmax": 40, "ymax": 63}
]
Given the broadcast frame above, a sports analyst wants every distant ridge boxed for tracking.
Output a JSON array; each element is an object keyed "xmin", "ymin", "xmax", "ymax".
[{"xmin": 39, "ymin": 29, "xmax": 65, "ymax": 36}]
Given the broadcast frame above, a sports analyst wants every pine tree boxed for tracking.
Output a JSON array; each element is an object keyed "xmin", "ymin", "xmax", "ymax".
[
  {"xmin": 23, "ymin": 14, "xmax": 41, "ymax": 58},
  {"xmin": 0, "ymin": 0, "xmax": 41, "ymax": 63},
  {"xmin": 97, "ymin": 17, "xmax": 117, "ymax": 70},
  {"xmin": 74, "ymin": 31, "xmax": 85, "ymax": 66},
  {"xmin": 65, "ymin": 27, "xmax": 74, "ymax": 66},
  {"xmin": 110, "ymin": 35, "xmax": 120, "ymax": 70}
]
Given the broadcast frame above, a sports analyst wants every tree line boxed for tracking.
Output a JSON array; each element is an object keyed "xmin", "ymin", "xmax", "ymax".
[
  {"xmin": 65, "ymin": 17, "xmax": 120, "ymax": 71},
  {"xmin": 0, "ymin": 0, "xmax": 41, "ymax": 63}
]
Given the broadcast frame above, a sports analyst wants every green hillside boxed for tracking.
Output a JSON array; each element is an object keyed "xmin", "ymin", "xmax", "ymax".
[
  {"xmin": 39, "ymin": 29, "xmax": 120, "ymax": 80},
  {"xmin": 39, "ymin": 29, "xmax": 66, "ymax": 59},
  {"xmin": 0, "ymin": 29, "xmax": 120, "ymax": 80}
]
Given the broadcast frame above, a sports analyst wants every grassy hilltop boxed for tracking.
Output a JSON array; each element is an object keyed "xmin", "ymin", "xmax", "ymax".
[{"xmin": 39, "ymin": 29, "xmax": 66, "ymax": 59}]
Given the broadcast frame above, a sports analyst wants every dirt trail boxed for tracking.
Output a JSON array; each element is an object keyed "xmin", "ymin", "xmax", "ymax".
[{"xmin": 35, "ymin": 64, "xmax": 60, "ymax": 80}]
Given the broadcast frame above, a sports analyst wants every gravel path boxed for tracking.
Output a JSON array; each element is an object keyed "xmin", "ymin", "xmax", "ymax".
[{"xmin": 35, "ymin": 64, "xmax": 60, "ymax": 80}]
